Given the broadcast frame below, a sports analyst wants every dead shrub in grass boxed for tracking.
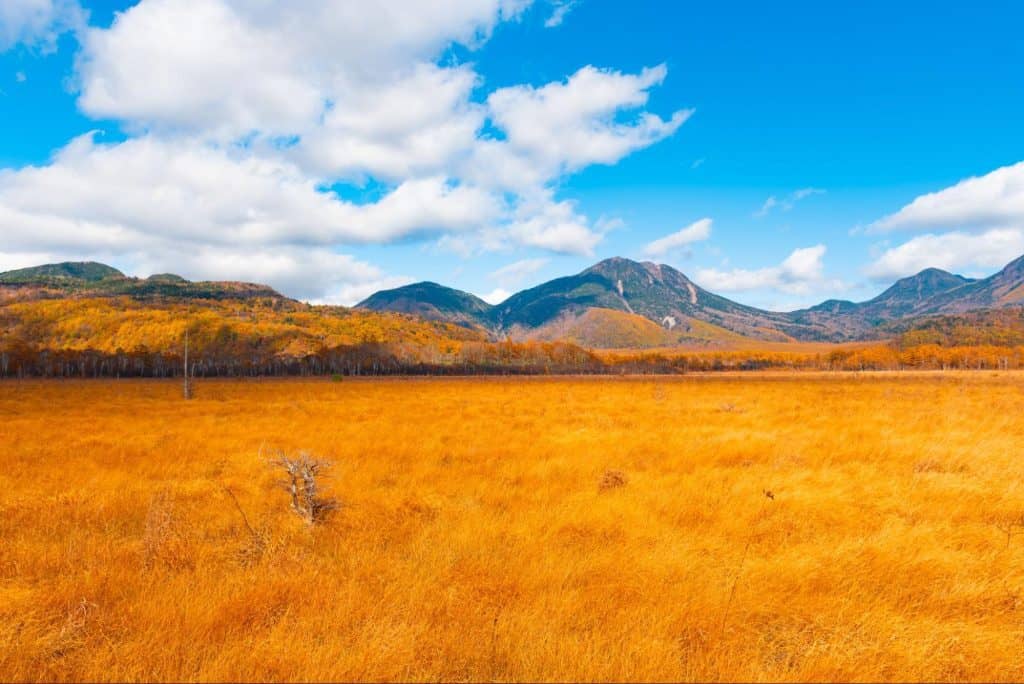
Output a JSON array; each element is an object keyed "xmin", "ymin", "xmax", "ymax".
[
  {"xmin": 269, "ymin": 451, "xmax": 339, "ymax": 524},
  {"xmin": 598, "ymin": 469, "xmax": 628, "ymax": 492},
  {"xmin": 44, "ymin": 598, "xmax": 98, "ymax": 661},
  {"xmin": 913, "ymin": 458, "xmax": 968, "ymax": 474},
  {"xmin": 222, "ymin": 485, "xmax": 270, "ymax": 566},
  {"xmin": 991, "ymin": 511, "xmax": 1024, "ymax": 548},
  {"xmin": 142, "ymin": 490, "xmax": 194, "ymax": 571}
]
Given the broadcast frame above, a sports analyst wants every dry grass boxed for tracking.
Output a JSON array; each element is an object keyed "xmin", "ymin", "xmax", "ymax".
[{"xmin": 2, "ymin": 373, "xmax": 1024, "ymax": 681}]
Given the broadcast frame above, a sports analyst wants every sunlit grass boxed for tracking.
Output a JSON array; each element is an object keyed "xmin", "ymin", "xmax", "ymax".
[{"xmin": 2, "ymin": 374, "xmax": 1024, "ymax": 681}]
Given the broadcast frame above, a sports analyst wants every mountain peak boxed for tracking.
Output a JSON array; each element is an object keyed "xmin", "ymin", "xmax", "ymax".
[
  {"xmin": 584, "ymin": 256, "xmax": 646, "ymax": 274},
  {"xmin": 583, "ymin": 256, "xmax": 689, "ymax": 285},
  {"xmin": 871, "ymin": 267, "xmax": 971, "ymax": 304},
  {"xmin": 357, "ymin": 281, "xmax": 493, "ymax": 327}
]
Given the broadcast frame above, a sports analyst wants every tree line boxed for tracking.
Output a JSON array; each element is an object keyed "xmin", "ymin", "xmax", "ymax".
[{"xmin": 4, "ymin": 338, "xmax": 1024, "ymax": 378}]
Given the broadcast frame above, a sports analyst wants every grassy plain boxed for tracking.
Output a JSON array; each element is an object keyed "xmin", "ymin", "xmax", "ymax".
[{"xmin": 2, "ymin": 374, "xmax": 1024, "ymax": 681}]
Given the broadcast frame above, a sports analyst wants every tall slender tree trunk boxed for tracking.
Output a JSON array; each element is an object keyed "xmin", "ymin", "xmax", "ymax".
[{"xmin": 183, "ymin": 328, "xmax": 192, "ymax": 400}]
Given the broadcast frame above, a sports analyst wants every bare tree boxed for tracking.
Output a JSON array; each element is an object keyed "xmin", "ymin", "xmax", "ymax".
[
  {"xmin": 269, "ymin": 451, "xmax": 338, "ymax": 524},
  {"xmin": 183, "ymin": 328, "xmax": 192, "ymax": 400}
]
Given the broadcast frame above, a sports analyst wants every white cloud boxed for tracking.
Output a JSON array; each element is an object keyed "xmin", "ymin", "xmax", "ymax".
[
  {"xmin": 490, "ymin": 257, "xmax": 548, "ymax": 287},
  {"xmin": 75, "ymin": 0, "xmax": 527, "ymax": 137},
  {"xmin": 295, "ymin": 63, "xmax": 484, "ymax": 181},
  {"xmin": 504, "ymin": 193, "xmax": 604, "ymax": 255},
  {"xmin": 865, "ymin": 228, "xmax": 1024, "ymax": 280},
  {"xmin": 1, "ymin": 0, "xmax": 691, "ymax": 298},
  {"xmin": 696, "ymin": 245, "xmax": 836, "ymax": 295},
  {"xmin": 485, "ymin": 64, "xmax": 691, "ymax": 178},
  {"xmin": 754, "ymin": 187, "xmax": 825, "ymax": 218},
  {"xmin": 0, "ymin": 0, "xmax": 83, "ymax": 52},
  {"xmin": 791, "ymin": 187, "xmax": 823, "ymax": 201},
  {"xmin": 313, "ymin": 275, "xmax": 416, "ymax": 307},
  {"xmin": 0, "ymin": 250, "xmax": 64, "ymax": 272},
  {"xmin": 544, "ymin": 0, "xmax": 578, "ymax": 27},
  {"xmin": 754, "ymin": 196, "xmax": 779, "ymax": 218},
  {"xmin": 871, "ymin": 161, "xmax": 1024, "ymax": 233},
  {"xmin": 15, "ymin": 71, "xmax": 26, "ymax": 82},
  {"xmin": 0, "ymin": 133, "xmax": 500, "ymax": 249},
  {"xmin": 139, "ymin": 245, "xmax": 395, "ymax": 303},
  {"xmin": 642, "ymin": 217, "xmax": 711, "ymax": 258},
  {"xmin": 0, "ymin": 133, "xmax": 499, "ymax": 301},
  {"xmin": 480, "ymin": 287, "xmax": 512, "ymax": 304}
]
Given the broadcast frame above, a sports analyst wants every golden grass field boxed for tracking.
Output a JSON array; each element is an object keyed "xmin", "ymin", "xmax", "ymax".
[{"xmin": 3, "ymin": 374, "xmax": 1024, "ymax": 682}]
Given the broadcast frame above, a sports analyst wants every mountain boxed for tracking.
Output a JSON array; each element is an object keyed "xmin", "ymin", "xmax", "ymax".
[
  {"xmin": 861, "ymin": 268, "xmax": 975, "ymax": 318},
  {"xmin": 0, "ymin": 262, "xmax": 282, "ymax": 301},
  {"xmin": 912, "ymin": 255, "xmax": 1024, "ymax": 313},
  {"xmin": 359, "ymin": 258, "xmax": 845, "ymax": 343},
  {"xmin": 492, "ymin": 257, "xmax": 806, "ymax": 341},
  {"xmin": 10, "ymin": 253, "xmax": 1024, "ymax": 347},
  {"xmin": 0, "ymin": 261, "xmax": 124, "ymax": 284},
  {"xmin": 788, "ymin": 268, "xmax": 976, "ymax": 337},
  {"xmin": 358, "ymin": 254, "xmax": 1024, "ymax": 345},
  {"xmin": 358, "ymin": 281, "xmax": 494, "ymax": 328},
  {"xmin": 799, "ymin": 256, "xmax": 1024, "ymax": 328}
]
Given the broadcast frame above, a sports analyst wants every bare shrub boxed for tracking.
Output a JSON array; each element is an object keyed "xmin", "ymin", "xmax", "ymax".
[
  {"xmin": 269, "ymin": 451, "xmax": 339, "ymax": 524},
  {"xmin": 46, "ymin": 598, "xmax": 98, "ymax": 660},
  {"xmin": 599, "ymin": 469, "xmax": 628, "ymax": 492},
  {"xmin": 142, "ymin": 490, "xmax": 194, "ymax": 571},
  {"xmin": 992, "ymin": 512, "xmax": 1024, "ymax": 548},
  {"xmin": 914, "ymin": 459, "xmax": 968, "ymax": 475},
  {"xmin": 222, "ymin": 485, "xmax": 269, "ymax": 565}
]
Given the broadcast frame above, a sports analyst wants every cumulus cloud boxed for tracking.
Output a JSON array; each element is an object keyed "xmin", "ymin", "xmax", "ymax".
[
  {"xmin": 0, "ymin": 0, "xmax": 84, "ymax": 52},
  {"xmin": 865, "ymin": 228, "xmax": 1024, "ymax": 280},
  {"xmin": 504, "ymin": 193, "xmax": 604, "ymax": 255},
  {"xmin": 75, "ymin": 0, "xmax": 526, "ymax": 137},
  {"xmin": 0, "ymin": 133, "xmax": 495, "ymax": 301},
  {"xmin": 1, "ymin": 0, "xmax": 690, "ymax": 299},
  {"xmin": 642, "ymin": 218, "xmax": 711, "ymax": 258},
  {"xmin": 296, "ymin": 64, "xmax": 485, "ymax": 182},
  {"xmin": 484, "ymin": 64, "xmax": 692, "ymax": 179},
  {"xmin": 754, "ymin": 187, "xmax": 825, "ymax": 218},
  {"xmin": 871, "ymin": 161, "xmax": 1024, "ymax": 233},
  {"xmin": 696, "ymin": 245, "xmax": 837, "ymax": 295},
  {"xmin": 861, "ymin": 161, "xmax": 1024, "ymax": 280},
  {"xmin": 0, "ymin": 133, "xmax": 500, "ymax": 248}
]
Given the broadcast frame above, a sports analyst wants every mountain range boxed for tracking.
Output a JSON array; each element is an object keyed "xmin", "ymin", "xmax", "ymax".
[
  {"xmin": 359, "ymin": 254, "xmax": 1024, "ymax": 345},
  {"xmin": 4, "ymin": 254, "xmax": 1024, "ymax": 348}
]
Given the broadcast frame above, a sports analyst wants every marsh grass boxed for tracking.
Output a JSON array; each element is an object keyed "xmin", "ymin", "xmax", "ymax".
[{"xmin": 2, "ymin": 374, "xmax": 1024, "ymax": 681}]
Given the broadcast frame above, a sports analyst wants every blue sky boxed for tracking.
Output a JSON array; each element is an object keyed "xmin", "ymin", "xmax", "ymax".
[{"xmin": 2, "ymin": 1, "xmax": 1023, "ymax": 309}]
